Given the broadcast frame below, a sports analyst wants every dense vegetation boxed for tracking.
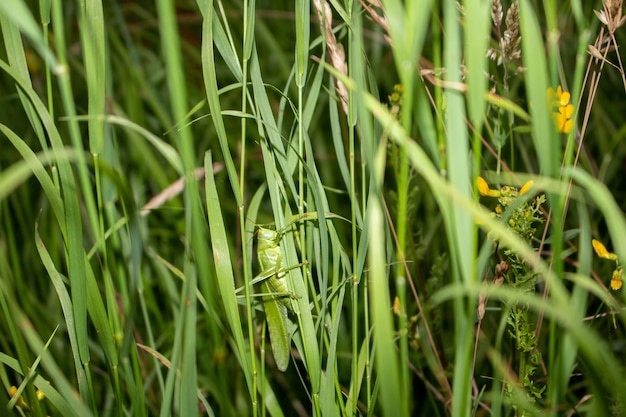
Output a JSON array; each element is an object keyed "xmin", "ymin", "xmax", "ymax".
[{"xmin": 2, "ymin": 0, "xmax": 626, "ymax": 416}]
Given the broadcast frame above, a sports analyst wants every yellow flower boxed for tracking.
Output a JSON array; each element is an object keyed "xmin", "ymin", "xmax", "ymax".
[
  {"xmin": 9, "ymin": 386, "xmax": 29, "ymax": 409},
  {"xmin": 611, "ymin": 269, "xmax": 623, "ymax": 290},
  {"xmin": 554, "ymin": 104, "xmax": 575, "ymax": 134},
  {"xmin": 476, "ymin": 176, "xmax": 500, "ymax": 197},
  {"xmin": 476, "ymin": 176, "xmax": 489, "ymax": 195},
  {"xmin": 548, "ymin": 86, "xmax": 575, "ymax": 134},
  {"xmin": 592, "ymin": 239, "xmax": 618, "ymax": 261},
  {"xmin": 392, "ymin": 296, "xmax": 402, "ymax": 315},
  {"xmin": 547, "ymin": 86, "xmax": 570, "ymax": 107},
  {"xmin": 519, "ymin": 180, "xmax": 534, "ymax": 195}
]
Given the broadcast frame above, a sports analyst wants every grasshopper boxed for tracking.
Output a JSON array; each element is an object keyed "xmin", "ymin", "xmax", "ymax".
[
  {"xmin": 257, "ymin": 227, "xmax": 295, "ymax": 371},
  {"xmin": 255, "ymin": 213, "xmax": 346, "ymax": 370}
]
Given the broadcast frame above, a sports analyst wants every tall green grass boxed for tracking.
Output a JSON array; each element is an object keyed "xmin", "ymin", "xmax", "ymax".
[{"xmin": 1, "ymin": 0, "xmax": 626, "ymax": 416}]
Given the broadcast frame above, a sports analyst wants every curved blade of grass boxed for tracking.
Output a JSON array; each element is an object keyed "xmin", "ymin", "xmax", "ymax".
[
  {"xmin": 443, "ymin": 2, "xmax": 476, "ymax": 415},
  {"xmin": 34, "ymin": 220, "xmax": 83, "ymax": 381},
  {"xmin": 200, "ymin": 0, "xmax": 242, "ymax": 206},
  {"xmin": 249, "ymin": 48, "xmax": 299, "ymax": 200},
  {"xmin": 0, "ymin": 0, "xmax": 57, "ymax": 67},
  {"xmin": 0, "ymin": 352, "xmax": 92, "ymax": 417},
  {"xmin": 462, "ymin": 0, "xmax": 490, "ymax": 127},
  {"xmin": 368, "ymin": 194, "xmax": 402, "ymax": 416},
  {"xmin": 295, "ymin": 0, "xmax": 309, "ymax": 87},
  {"xmin": 550, "ymin": 200, "xmax": 591, "ymax": 408},
  {"xmin": 8, "ymin": 325, "xmax": 58, "ymax": 414},
  {"xmin": 70, "ymin": 115, "xmax": 184, "ymax": 174},
  {"xmin": 79, "ymin": 0, "xmax": 105, "ymax": 155},
  {"xmin": 38, "ymin": 214, "xmax": 119, "ymax": 381},
  {"xmin": 0, "ymin": 124, "xmax": 65, "ymax": 219},
  {"xmin": 320, "ymin": 280, "xmax": 346, "ymax": 416},
  {"xmin": 0, "ymin": 57, "xmax": 91, "ymax": 371},
  {"xmin": 519, "ymin": 0, "xmax": 559, "ymax": 177},
  {"xmin": 434, "ymin": 282, "xmax": 626, "ymax": 413},
  {"xmin": 568, "ymin": 168, "xmax": 626, "ymax": 272},
  {"xmin": 204, "ymin": 152, "xmax": 254, "ymax": 395},
  {"xmin": 0, "ymin": 10, "xmax": 47, "ymax": 150}
]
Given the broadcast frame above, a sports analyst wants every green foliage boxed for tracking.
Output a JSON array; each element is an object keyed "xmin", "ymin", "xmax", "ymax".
[{"xmin": 2, "ymin": 0, "xmax": 626, "ymax": 416}]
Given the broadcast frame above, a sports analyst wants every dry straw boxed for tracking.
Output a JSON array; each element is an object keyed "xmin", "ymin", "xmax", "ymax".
[
  {"xmin": 576, "ymin": 0, "xmax": 626, "ymax": 172},
  {"xmin": 313, "ymin": 0, "xmax": 349, "ymax": 114}
]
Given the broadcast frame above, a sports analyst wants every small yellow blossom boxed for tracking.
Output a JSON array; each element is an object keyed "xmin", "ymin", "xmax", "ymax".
[
  {"xmin": 476, "ymin": 176, "xmax": 490, "ymax": 195},
  {"xmin": 519, "ymin": 180, "xmax": 534, "ymax": 195},
  {"xmin": 476, "ymin": 176, "xmax": 500, "ymax": 197},
  {"xmin": 592, "ymin": 239, "xmax": 618, "ymax": 261},
  {"xmin": 553, "ymin": 104, "xmax": 575, "ymax": 134},
  {"xmin": 548, "ymin": 86, "xmax": 575, "ymax": 134},
  {"xmin": 592, "ymin": 239, "xmax": 622, "ymax": 290},
  {"xmin": 9, "ymin": 386, "xmax": 29, "ymax": 409},
  {"xmin": 392, "ymin": 296, "xmax": 402, "ymax": 315},
  {"xmin": 548, "ymin": 86, "xmax": 570, "ymax": 107},
  {"xmin": 611, "ymin": 269, "xmax": 623, "ymax": 290}
]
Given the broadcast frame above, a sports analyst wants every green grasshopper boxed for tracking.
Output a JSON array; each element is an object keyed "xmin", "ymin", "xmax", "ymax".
[
  {"xmin": 257, "ymin": 227, "xmax": 295, "ymax": 371},
  {"xmin": 255, "ymin": 213, "xmax": 346, "ymax": 370}
]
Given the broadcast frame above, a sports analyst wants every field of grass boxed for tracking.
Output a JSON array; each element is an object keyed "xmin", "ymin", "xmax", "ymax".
[{"xmin": 2, "ymin": 0, "xmax": 626, "ymax": 416}]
